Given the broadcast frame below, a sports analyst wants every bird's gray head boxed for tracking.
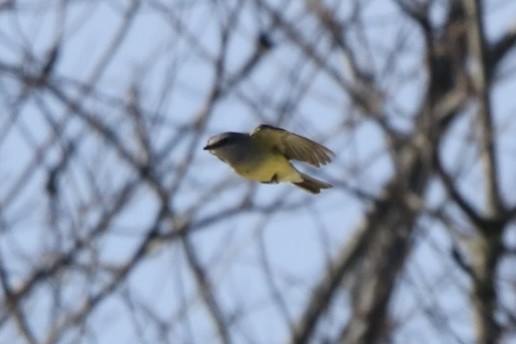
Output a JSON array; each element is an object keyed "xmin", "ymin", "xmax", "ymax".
[
  {"xmin": 203, "ymin": 132, "xmax": 247, "ymax": 151},
  {"xmin": 203, "ymin": 132, "xmax": 253, "ymax": 164}
]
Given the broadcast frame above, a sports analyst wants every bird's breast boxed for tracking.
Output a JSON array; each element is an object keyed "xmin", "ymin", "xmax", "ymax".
[{"xmin": 233, "ymin": 151, "xmax": 300, "ymax": 183}]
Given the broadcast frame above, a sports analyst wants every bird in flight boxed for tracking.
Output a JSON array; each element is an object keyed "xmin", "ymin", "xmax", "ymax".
[{"xmin": 203, "ymin": 124, "xmax": 334, "ymax": 194}]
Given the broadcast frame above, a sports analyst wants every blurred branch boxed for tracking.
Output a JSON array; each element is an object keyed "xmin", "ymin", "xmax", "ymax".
[
  {"xmin": 463, "ymin": 0, "xmax": 504, "ymax": 216},
  {"xmin": 395, "ymin": 0, "xmax": 431, "ymax": 32},
  {"xmin": 462, "ymin": 1, "xmax": 505, "ymax": 342},
  {"xmin": 0, "ymin": 258, "xmax": 37, "ymax": 344},
  {"xmin": 434, "ymin": 149, "xmax": 484, "ymax": 227},
  {"xmin": 488, "ymin": 26, "xmax": 516, "ymax": 79},
  {"xmin": 182, "ymin": 238, "xmax": 233, "ymax": 344}
]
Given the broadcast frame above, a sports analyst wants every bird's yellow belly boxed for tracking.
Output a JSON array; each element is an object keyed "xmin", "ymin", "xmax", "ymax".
[{"xmin": 234, "ymin": 154, "xmax": 301, "ymax": 183}]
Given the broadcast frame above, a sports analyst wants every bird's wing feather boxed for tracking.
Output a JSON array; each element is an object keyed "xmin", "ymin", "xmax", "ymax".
[{"xmin": 250, "ymin": 124, "xmax": 334, "ymax": 167}]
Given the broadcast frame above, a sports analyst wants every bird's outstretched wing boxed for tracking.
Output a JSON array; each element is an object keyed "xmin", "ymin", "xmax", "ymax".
[{"xmin": 250, "ymin": 124, "xmax": 334, "ymax": 167}]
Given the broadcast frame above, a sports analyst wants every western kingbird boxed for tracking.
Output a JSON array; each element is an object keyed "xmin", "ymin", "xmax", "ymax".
[{"xmin": 203, "ymin": 124, "xmax": 334, "ymax": 194}]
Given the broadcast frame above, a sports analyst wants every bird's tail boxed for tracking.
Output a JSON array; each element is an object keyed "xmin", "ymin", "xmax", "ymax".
[{"xmin": 292, "ymin": 173, "xmax": 332, "ymax": 194}]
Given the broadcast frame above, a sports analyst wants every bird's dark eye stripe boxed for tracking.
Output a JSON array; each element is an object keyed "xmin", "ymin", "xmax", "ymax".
[
  {"xmin": 208, "ymin": 137, "xmax": 229, "ymax": 148},
  {"xmin": 216, "ymin": 138, "xmax": 229, "ymax": 146}
]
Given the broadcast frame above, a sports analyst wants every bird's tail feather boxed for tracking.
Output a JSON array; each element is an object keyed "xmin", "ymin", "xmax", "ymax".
[{"xmin": 292, "ymin": 173, "xmax": 332, "ymax": 194}]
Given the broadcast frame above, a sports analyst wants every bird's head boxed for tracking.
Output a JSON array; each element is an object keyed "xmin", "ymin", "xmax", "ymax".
[{"xmin": 203, "ymin": 132, "xmax": 245, "ymax": 151}]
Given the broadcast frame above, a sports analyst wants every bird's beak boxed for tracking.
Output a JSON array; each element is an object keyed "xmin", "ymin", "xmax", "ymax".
[{"xmin": 203, "ymin": 144, "xmax": 210, "ymax": 150}]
